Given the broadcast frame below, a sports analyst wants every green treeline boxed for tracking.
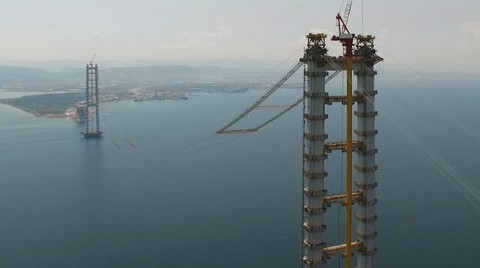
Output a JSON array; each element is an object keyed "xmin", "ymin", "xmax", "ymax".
[{"xmin": 1, "ymin": 93, "xmax": 84, "ymax": 116}]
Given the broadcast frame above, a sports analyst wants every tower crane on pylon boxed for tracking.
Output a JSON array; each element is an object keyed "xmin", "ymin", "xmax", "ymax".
[
  {"xmin": 90, "ymin": 53, "xmax": 96, "ymax": 65},
  {"xmin": 333, "ymin": 0, "xmax": 355, "ymax": 57}
]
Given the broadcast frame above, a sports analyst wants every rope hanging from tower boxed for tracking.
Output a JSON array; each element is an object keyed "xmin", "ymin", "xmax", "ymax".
[
  {"xmin": 217, "ymin": 59, "xmax": 341, "ymax": 134},
  {"xmin": 217, "ymin": 61, "xmax": 304, "ymax": 133}
]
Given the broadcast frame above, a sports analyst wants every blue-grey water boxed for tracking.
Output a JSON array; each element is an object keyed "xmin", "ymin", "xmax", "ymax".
[{"xmin": 1, "ymin": 76, "xmax": 480, "ymax": 268}]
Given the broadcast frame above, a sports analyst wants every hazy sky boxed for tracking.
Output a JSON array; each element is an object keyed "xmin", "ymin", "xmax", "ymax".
[{"xmin": 1, "ymin": 0, "xmax": 479, "ymax": 72}]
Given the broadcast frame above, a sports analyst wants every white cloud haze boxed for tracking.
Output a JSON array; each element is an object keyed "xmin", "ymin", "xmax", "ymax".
[{"xmin": 0, "ymin": 0, "xmax": 479, "ymax": 73}]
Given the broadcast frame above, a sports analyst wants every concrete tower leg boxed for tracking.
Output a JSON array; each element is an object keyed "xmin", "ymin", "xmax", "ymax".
[
  {"xmin": 94, "ymin": 64, "xmax": 100, "ymax": 133},
  {"xmin": 354, "ymin": 65, "xmax": 378, "ymax": 268},
  {"xmin": 302, "ymin": 61, "xmax": 328, "ymax": 268},
  {"xmin": 85, "ymin": 65, "xmax": 90, "ymax": 134}
]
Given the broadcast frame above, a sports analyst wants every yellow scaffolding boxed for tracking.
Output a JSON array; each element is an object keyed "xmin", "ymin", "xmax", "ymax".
[{"xmin": 346, "ymin": 54, "xmax": 354, "ymax": 268}]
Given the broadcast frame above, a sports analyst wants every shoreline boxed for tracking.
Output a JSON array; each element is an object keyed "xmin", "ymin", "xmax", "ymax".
[
  {"xmin": 0, "ymin": 102, "xmax": 67, "ymax": 118},
  {"xmin": 0, "ymin": 89, "xmax": 242, "ymax": 119}
]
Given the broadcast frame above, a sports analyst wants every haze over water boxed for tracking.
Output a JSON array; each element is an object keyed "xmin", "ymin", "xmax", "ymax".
[{"xmin": 1, "ymin": 77, "xmax": 479, "ymax": 267}]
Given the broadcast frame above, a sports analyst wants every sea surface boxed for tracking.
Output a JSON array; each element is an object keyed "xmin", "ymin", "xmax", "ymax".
[{"xmin": 1, "ymin": 76, "xmax": 480, "ymax": 268}]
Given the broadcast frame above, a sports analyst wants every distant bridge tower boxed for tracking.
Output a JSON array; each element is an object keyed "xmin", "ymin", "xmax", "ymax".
[
  {"xmin": 300, "ymin": 32, "xmax": 382, "ymax": 268},
  {"xmin": 82, "ymin": 63, "xmax": 103, "ymax": 138}
]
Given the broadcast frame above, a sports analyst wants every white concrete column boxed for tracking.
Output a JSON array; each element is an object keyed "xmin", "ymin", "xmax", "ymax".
[
  {"xmin": 354, "ymin": 65, "xmax": 378, "ymax": 268},
  {"xmin": 302, "ymin": 60, "xmax": 328, "ymax": 268}
]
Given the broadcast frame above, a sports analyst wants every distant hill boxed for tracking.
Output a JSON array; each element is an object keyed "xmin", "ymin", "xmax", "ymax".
[
  {"xmin": 0, "ymin": 64, "xmax": 290, "ymax": 91},
  {"xmin": 102, "ymin": 65, "xmax": 280, "ymax": 83},
  {"xmin": 0, "ymin": 66, "xmax": 55, "ymax": 86}
]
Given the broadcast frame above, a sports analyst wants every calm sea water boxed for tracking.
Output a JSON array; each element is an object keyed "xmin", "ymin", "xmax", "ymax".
[{"xmin": 0, "ymin": 77, "xmax": 479, "ymax": 268}]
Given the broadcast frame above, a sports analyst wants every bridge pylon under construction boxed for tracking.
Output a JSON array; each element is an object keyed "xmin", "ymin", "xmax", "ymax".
[
  {"xmin": 82, "ymin": 63, "xmax": 103, "ymax": 139},
  {"xmin": 216, "ymin": 24, "xmax": 382, "ymax": 268},
  {"xmin": 300, "ymin": 33, "xmax": 382, "ymax": 268}
]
